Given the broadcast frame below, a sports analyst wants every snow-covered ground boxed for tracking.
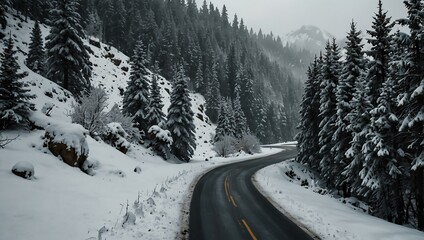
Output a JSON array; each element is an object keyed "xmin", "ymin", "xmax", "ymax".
[
  {"xmin": 255, "ymin": 159, "xmax": 424, "ymax": 240},
  {"xmin": 0, "ymin": 12, "xmax": 280, "ymax": 240}
]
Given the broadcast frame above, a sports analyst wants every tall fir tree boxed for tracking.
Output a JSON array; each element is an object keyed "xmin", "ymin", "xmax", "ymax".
[
  {"xmin": 46, "ymin": 0, "xmax": 92, "ymax": 97},
  {"xmin": 123, "ymin": 41, "xmax": 151, "ymax": 133},
  {"xmin": 297, "ymin": 57, "xmax": 322, "ymax": 170},
  {"xmin": 366, "ymin": 0, "xmax": 393, "ymax": 107},
  {"xmin": 0, "ymin": 0, "xmax": 11, "ymax": 31},
  {"xmin": 226, "ymin": 43, "xmax": 238, "ymax": 97},
  {"xmin": 167, "ymin": 64, "xmax": 196, "ymax": 162},
  {"xmin": 146, "ymin": 74, "xmax": 166, "ymax": 127},
  {"xmin": 398, "ymin": 0, "xmax": 424, "ymax": 230},
  {"xmin": 332, "ymin": 22, "xmax": 364, "ymax": 196},
  {"xmin": 233, "ymin": 93, "xmax": 247, "ymax": 138},
  {"xmin": 194, "ymin": 62, "xmax": 203, "ymax": 92},
  {"xmin": 344, "ymin": 70, "xmax": 372, "ymax": 197},
  {"xmin": 318, "ymin": 39, "xmax": 341, "ymax": 187},
  {"xmin": 206, "ymin": 62, "xmax": 221, "ymax": 123},
  {"xmin": 0, "ymin": 37, "xmax": 35, "ymax": 129},
  {"xmin": 214, "ymin": 98, "xmax": 235, "ymax": 141},
  {"xmin": 26, "ymin": 20, "xmax": 45, "ymax": 75}
]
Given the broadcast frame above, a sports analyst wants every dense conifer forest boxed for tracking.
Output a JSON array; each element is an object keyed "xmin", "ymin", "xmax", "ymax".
[
  {"xmin": 297, "ymin": 0, "xmax": 424, "ymax": 231},
  {"xmin": 10, "ymin": 0, "xmax": 312, "ymax": 143}
]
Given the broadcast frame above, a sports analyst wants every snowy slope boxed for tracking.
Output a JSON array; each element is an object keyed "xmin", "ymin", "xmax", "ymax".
[
  {"xmin": 0, "ymin": 12, "xmax": 272, "ymax": 240},
  {"xmin": 254, "ymin": 151, "xmax": 424, "ymax": 240}
]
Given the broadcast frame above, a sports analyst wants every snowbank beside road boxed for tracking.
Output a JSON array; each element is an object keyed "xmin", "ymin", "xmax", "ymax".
[{"xmin": 255, "ymin": 160, "xmax": 424, "ymax": 240}]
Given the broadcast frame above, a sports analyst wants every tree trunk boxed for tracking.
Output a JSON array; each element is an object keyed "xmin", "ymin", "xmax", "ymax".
[
  {"xmin": 416, "ymin": 168, "xmax": 424, "ymax": 230},
  {"xmin": 394, "ymin": 179, "xmax": 405, "ymax": 225}
]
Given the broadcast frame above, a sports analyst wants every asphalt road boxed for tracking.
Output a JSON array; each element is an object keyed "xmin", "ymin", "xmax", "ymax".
[{"xmin": 189, "ymin": 146, "xmax": 314, "ymax": 240}]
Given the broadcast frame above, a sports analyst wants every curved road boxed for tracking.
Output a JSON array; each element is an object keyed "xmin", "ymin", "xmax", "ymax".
[{"xmin": 189, "ymin": 146, "xmax": 314, "ymax": 240}]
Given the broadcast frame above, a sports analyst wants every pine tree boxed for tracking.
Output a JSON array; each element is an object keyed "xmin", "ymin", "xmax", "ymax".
[
  {"xmin": 297, "ymin": 57, "xmax": 321, "ymax": 170},
  {"xmin": 332, "ymin": 22, "xmax": 364, "ymax": 196},
  {"xmin": 253, "ymin": 89, "xmax": 267, "ymax": 142},
  {"xmin": 0, "ymin": 37, "xmax": 35, "ymax": 129},
  {"xmin": 233, "ymin": 93, "xmax": 247, "ymax": 138},
  {"xmin": 26, "ymin": 21, "xmax": 45, "ymax": 75},
  {"xmin": 240, "ymin": 67, "xmax": 255, "ymax": 131},
  {"xmin": 398, "ymin": 0, "xmax": 424, "ymax": 229},
  {"xmin": 226, "ymin": 43, "xmax": 238, "ymax": 97},
  {"xmin": 146, "ymin": 74, "xmax": 165, "ymax": 127},
  {"xmin": 318, "ymin": 39, "xmax": 341, "ymax": 187},
  {"xmin": 194, "ymin": 62, "xmax": 203, "ymax": 92},
  {"xmin": 167, "ymin": 64, "xmax": 196, "ymax": 162},
  {"xmin": 111, "ymin": 0, "xmax": 126, "ymax": 50},
  {"xmin": 226, "ymin": 97, "xmax": 236, "ymax": 137},
  {"xmin": 362, "ymin": 60, "xmax": 403, "ymax": 222},
  {"xmin": 214, "ymin": 98, "xmax": 235, "ymax": 141},
  {"xmin": 0, "ymin": 0, "xmax": 11, "ymax": 31},
  {"xmin": 122, "ymin": 41, "xmax": 151, "ymax": 133},
  {"xmin": 46, "ymin": 0, "xmax": 92, "ymax": 98},
  {"xmin": 206, "ymin": 62, "xmax": 221, "ymax": 123},
  {"xmin": 344, "ymin": 71, "xmax": 372, "ymax": 197},
  {"xmin": 366, "ymin": 0, "xmax": 393, "ymax": 106}
]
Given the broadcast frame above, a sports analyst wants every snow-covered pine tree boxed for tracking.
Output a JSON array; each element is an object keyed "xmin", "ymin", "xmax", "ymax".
[
  {"xmin": 344, "ymin": 71, "xmax": 372, "ymax": 196},
  {"xmin": 122, "ymin": 40, "xmax": 151, "ymax": 133},
  {"xmin": 226, "ymin": 43, "xmax": 238, "ymax": 97},
  {"xmin": 398, "ymin": 0, "xmax": 424, "ymax": 230},
  {"xmin": 0, "ymin": 37, "xmax": 35, "ymax": 129},
  {"xmin": 226, "ymin": 97, "xmax": 236, "ymax": 136},
  {"xmin": 332, "ymin": 21, "xmax": 364, "ymax": 197},
  {"xmin": 45, "ymin": 0, "xmax": 92, "ymax": 98},
  {"xmin": 146, "ymin": 74, "xmax": 165, "ymax": 127},
  {"xmin": 362, "ymin": 53, "xmax": 404, "ymax": 223},
  {"xmin": 360, "ymin": 0, "xmax": 402, "ymax": 222},
  {"xmin": 253, "ymin": 89, "xmax": 267, "ymax": 142},
  {"xmin": 194, "ymin": 62, "xmax": 203, "ymax": 92},
  {"xmin": 365, "ymin": 0, "xmax": 393, "ymax": 107},
  {"xmin": 166, "ymin": 64, "xmax": 196, "ymax": 162},
  {"xmin": 318, "ymin": 39, "xmax": 341, "ymax": 187},
  {"xmin": 233, "ymin": 93, "xmax": 247, "ymax": 138},
  {"xmin": 0, "ymin": 0, "xmax": 11, "ymax": 31},
  {"xmin": 297, "ymin": 56, "xmax": 322, "ymax": 170},
  {"xmin": 240, "ymin": 67, "xmax": 255, "ymax": 131},
  {"xmin": 214, "ymin": 98, "xmax": 236, "ymax": 142},
  {"xmin": 26, "ymin": 20, "xmax": 45, "ymax": 75},
  {"xmin": 206, "ymin": 62, "xmax": 221, "ymax": 123}
]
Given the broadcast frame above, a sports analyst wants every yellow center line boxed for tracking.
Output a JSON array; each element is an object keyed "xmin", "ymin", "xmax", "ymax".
[
  {"xmin": 224, "ymin": 176, "xmax": 230, "ymax": 201},
  {"xmin": 230, "ymin": 196, "xmax": 238, "ymax": 208},
  {"xmin": 241, "ymin": 219, "xmax": 257, "ymax": 240}
]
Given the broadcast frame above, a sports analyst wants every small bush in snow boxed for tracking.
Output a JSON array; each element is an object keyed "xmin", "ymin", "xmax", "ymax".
[
  {"xmin": 238, "ymin": 133, "xmax": 261, "ymax": 154},
  {"xmin": 148, "ymin": 125, "xmax": 172, "ymax": 160},
  {"xmin": 70, "ymin": 87, "xmax": 108, "ymax": 137},
  {"xmin": 12, "ymin": 161, "xmax": 34, "ymax": 179},
  {"xmin": 104, "ymin": 104, "xmax": 142, "ymax": 143},
  {"xmin": 102, "ymin": 122, "xmax": 131, "ymax": 154},
  {"xmin": 213, "ymin": 135, "xmax": 237, "ymax": 157}
]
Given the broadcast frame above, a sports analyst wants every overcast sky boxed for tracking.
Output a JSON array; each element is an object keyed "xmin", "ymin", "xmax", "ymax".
[{"xmin": 194, "ymin": 0, "xmax": 407, "ymax": 39}]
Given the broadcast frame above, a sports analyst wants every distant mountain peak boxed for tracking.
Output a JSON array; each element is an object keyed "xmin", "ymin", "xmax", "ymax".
[{"xmin": 283, "ymin": 25, "xmax": 334, "ymax": 54}]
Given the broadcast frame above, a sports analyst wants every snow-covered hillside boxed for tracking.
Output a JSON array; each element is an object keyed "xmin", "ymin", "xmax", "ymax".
[{"xmin": 0, "ymin": 12, "xmax": 277, "ymax": 240}]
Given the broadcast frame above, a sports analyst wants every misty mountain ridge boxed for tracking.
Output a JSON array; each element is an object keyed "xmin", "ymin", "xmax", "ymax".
[{"xmin": 283, "ymin": 25, "xmax": 335, "ymax": 54}]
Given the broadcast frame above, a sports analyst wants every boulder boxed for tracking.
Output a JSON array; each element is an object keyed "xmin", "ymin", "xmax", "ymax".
[
  {"xmin": 44, "ymin": 123, "xmax": 89, "ymax": 170},
  {"xmin": 12, "ymin": 161, "xmax": 34, "ymax": 179},
  {"xmin": 46, "ymin": 137, "xmax": 87, "ymax": 169}
]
